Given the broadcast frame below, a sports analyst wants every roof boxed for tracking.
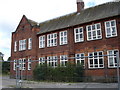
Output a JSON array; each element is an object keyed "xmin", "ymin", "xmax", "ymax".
[
  {"xmin": 38, "ymin": 1, "xmax": 120, "ymax": 35},
  {"xmin": 28, "ymin": 19, "xmax": 38, "ymax": 26}
]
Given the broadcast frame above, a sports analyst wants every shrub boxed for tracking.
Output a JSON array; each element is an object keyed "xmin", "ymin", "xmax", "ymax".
[{"xmin": 33, "ymin": 63, "xmax": 84, "ymax": 82}]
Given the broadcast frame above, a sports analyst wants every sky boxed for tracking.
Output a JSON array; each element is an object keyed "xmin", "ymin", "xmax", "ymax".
[{"xmin": 0, "ymin": 0, "xmax": 114, "ymax": 61}]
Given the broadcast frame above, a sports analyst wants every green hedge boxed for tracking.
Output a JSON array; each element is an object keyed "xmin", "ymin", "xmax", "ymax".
[{"xmin": 33, "ymin": 63, "xmax": 84, "ymax": 82}]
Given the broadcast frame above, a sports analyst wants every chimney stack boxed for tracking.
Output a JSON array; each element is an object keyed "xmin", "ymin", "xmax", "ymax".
[{"xmin": 76, "ymin": 0, "xmax": 84, "ymax": 12}]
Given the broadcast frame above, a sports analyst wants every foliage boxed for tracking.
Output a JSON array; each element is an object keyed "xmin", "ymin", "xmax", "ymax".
[
  {"xmin": 33, "ymin": 62, "xmax": 84, "ymax": 82},
  {"xmin": 2, "ymin": 57, "xmax": 10, "ymax": 74}
]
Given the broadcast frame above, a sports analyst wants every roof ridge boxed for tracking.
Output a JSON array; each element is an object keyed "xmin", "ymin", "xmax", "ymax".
[{"xmin": 39, "ymin": 12, "xmax": 77, "ymax": 25}]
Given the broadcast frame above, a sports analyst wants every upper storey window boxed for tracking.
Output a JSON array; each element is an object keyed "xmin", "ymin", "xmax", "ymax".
[
  {"xmin": 74, "ymin": 27, "xmax": 84, "ymax": 43},
  {"xmin": 47, "ymin": 33, "xmax": 57, "ymax": 47},
  {"xmin": 28, "ymin": 38, "xmax": 32, "ymax": 50},
  {"xmin": 59, "ymin": 31, "xmax": 67, "ymax": 45},
  {"xmin": 14, "ymin": 41, "xmax": 17, "ymax": 52},
  {"xmin": 86, "ymin": 23, "xmax": 102, "ymax": 41},
  {"xmin": 39, "ymin": 35, "xmax": 45, "ymax": 48},
  {"xmin": 105, "ymin": 20, "xmax": 117, "ymax": 38},
  {"xmin": 19, "ymin": 39, "xmax": 26, "ymax": 51}
]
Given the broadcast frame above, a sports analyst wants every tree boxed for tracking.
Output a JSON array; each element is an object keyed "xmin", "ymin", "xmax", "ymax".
[{"xmin": 2, "ymin": 57, "xmax": 10, "ymax": 74}]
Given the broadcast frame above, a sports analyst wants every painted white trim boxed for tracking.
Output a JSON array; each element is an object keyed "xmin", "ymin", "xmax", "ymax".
[
  {"xmin": 59, "ymin": 30, "xmax": 68, "ymax": 45},
  {"xmin": 105, "ymin": 20, "xmax": 117, "ymax": 38},
  {"xmin": 39, "ymin": 35, "xmax": 45, "ymax": 48},
  {"xmin": 86, "ymin": 23, "xmax": 102, "ymax": 41},
  {"xmin": 74, "ymin": 27, "xmax": 84, "ymax": 43}
]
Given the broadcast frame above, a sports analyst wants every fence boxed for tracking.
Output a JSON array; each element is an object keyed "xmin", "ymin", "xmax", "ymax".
[{"xmin": 1, "ymin": 52, "xmax": 120, "ymax": 90}]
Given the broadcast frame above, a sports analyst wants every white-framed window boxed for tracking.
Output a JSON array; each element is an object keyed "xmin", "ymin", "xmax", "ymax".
[
  {"xmin": 47, "ymin": 33, "xmax": 57, "ymax": 47},
  {"xmin": 60, "ymin": 55, "xmax": 68, "ymax": 67},
  {"xmin": 28, "ymin": 58, "xmax": 32, "ymax": 70},
  {"xmin": 13, "ymin": 60, "xmax": 16, "ymax": 70},
  {"xmin": 19, "ymin": 59, "xmax": 22, "ymax": 70},
  {"xmin": 75, "ymin": 53, "xmax": 85, "ymax": 66},
  {"xmin": 59, "ymin": 31, "xmax": 67, "ymax": 45},
  {"xmin": 105, "ymin": 20, "xmax": 117, "ymax": 38},
  {"xmin": 19, "ymin": 39, "xmax": 26, "ymax": 51},
  {"xmin": 28, "ymin": 38, "xmax": 32, "ymax": 50},
  {"xmin": 88, "ymin": 51, "xmax": 104, "ymax": 68},
  {"xmin": 86, "ymin": 23, "xmax": 102, "ymax": 41},
  {"xmin": 74, "ymin": 27, "xmax": 84, "ymax": 43},
  {"xmin": 107, "ymin": 50, "xmax": 119, "ymax": 68},
  {"xmin": 39, "ymin": 35, "xmax": 45, "ymax": 48},
  {"xmin": 22, "ymin": 58, "xmax": 26, "ymax": 70},
  {"xmin": 39, "ymin": 57, "xmax": 45, "ymax": 65},
  {"xmin": 19, "ymin": 58, "xmax": 26, "ymax": 70},
  {"xmin": 14, "ymin": 41, "xmax": 17, "ymax": 52},
  {"xmin": 47, "ymin": 56, "xmax": 58, "ymax": 67},
  {"xmin": 19, "ymin": 40, "xmax": 22, "ymax": 51}
]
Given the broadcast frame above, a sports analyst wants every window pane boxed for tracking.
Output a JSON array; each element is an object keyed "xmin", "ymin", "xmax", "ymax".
[
  {"xmin": 112, "ymin": 27, "xmax": 116, "ymax": 34},
  {"xmin": 90, "ymin": 59, "xmax": 93, "ymax": 64},
  {"xmin": 88, "ymin": 26, "xmax": 91, "ymax": 31},
  {"xmin": 79, "ymin": 28, "xmax": 83, "ymax": 33},
  {"xmin": 92, "ymin": 25, "xmax": 95, "ymax": 30},
  {"xmin": 99, "ymin": 59, "xmax": 103, "ymax": 64},
  {"xmin": 106, "ymin": 22, "xmax": 110, "ymax": 27},
  {"xmin": 111, "ymin": 21, "xmax": 115, "ymax": 26},
  {"xmin": 80, "ymin": 34, "xmax": 83, "ymax": 38},
  {"xmin": 94, "ymin": 59, "xmax": 98, "ymax": 64},
  {"xmin": 76, "ymin": 29, "xmax": 78, "ymax": 33},
  {"xmin": 97, "ymin": 30, "xmax": 101, "ymax": 35},
  {"xmin": 109, "ymin": 58, "xmax": 113, "ymax": 66},
  {"xmin": 97, "ymin": 24, "xmax": 100, "ymax": 29}
]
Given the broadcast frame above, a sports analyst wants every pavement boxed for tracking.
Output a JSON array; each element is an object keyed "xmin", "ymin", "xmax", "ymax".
[{"xmin": 1, "ymin": 75, "xmax": 118, "ymax": 89}]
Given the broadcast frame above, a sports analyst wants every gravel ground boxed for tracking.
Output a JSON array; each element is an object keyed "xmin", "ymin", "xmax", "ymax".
[{"xmin": 1, "ymin": 75, "xmax": 118, "ymax": 89}]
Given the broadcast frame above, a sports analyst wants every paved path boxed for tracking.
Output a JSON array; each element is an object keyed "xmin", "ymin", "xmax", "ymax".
[{"xmin": 1, "ymin": 75, "xmax": 118, "ymax": 89}]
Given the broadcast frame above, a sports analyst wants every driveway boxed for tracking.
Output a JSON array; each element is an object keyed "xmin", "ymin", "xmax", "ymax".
[{"xmin": 1, "ymin": 75, "xmax": 118, "ymax": 89}]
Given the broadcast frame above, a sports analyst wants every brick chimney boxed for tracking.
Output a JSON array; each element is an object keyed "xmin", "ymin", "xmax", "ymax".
[{"xmin": 76, "ymin": 0, "xmax": 84, "ymax": 12}]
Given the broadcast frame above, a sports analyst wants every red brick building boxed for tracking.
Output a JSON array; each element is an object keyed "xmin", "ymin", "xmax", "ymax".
[{"xmin": 11, "ymin": 0, "xmax": 120, "ymax": 80}]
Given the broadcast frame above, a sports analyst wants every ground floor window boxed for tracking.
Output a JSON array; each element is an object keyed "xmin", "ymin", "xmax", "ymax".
[
  {"xmin": 18, "ymin": 58, "xmax": 26, "ymax": 70},
  {"xmin": 47, "ymin": 56, "xmax": 58, "ymax": 67},
  {"xmin": 60, "ymin": 55, "xmax": 68, "ymax": 67},
  {"xmin": 13, "ymin": 60, "xmax": 16, "ymax": 70},
  {"xmin": 39, "ymin": 57, "xmax": 45, "ymax": 65},
  {"xmin": 88, "ymin": 51, "xmax": 104, "ymax": 68},
  {"xmin": 28, "ymin": 58, "xmax": 32, "ymax": 70},
  {"xmin": 75, "ymin": 53, "xmax": 85, "ymax": 66},
  {"xmin": 108, "ymin": 50, "xmax": 119, "ymax": 68}
]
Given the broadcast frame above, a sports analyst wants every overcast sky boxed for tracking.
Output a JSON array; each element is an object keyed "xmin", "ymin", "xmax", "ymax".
[{"xmin": 0, "ymin": 0, "xmax": 113, "ymax": 61}]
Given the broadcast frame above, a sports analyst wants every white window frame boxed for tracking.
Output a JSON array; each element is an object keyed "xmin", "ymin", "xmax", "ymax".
[
  {"xmin": 60, "ymin": 55, "xmax": 68, "ymax": 67},
  {"xmin": 47, "ymin": 56, "xmax": 58, "ymax": 67},
  {"xmin": 22, "ymin": 58, "xmax": 26, "ymax": 70},
  {"xmin": 28, "ymin": 58, "xmax": 32, "ymax": 70},
  {"xmin": 19, "ymin": 40, "xmax": 22, "ymax": 51},
  {"xmin": 86, "ymin": 23, "xmax": 102, "ymax": 41},
  {"xmin": 88, "ymin": 51, "xmax": 104, "ymax": 69},
  {"xmin": 14, "ymin": 41, "xmax": 17, "ymax": 52},
  {"xmin": 75, "ymin": 53, "xmax": 85, "ymax": 66},
  {"xmin": 18, "ymin": 58, "xmax": 26, "ymax": 70},
  {"xmin": 19, "ymin": 59, "xmax": 22, "ymax": 70},
  {"xmin": 28, "ymin": 38, "xmax": 32, "ymax": 50},
  {"xmin": 47, "ymin": 33, "xmax": 57, "ymax": 47},
  {"xmin": 74, "ymin": 27, "xmax": 84, "ymax": 43},
  {"xmin": 59, "ymin": 31, "xmax": 68, "ymax": 45},
  {"xmin": 13, "ymin": 60, "xmax": 16, "ymax": 70},
  {"xmin": 19, "ymin": 39, "xmax": 26, "ymax": 51},
  {"xmin": 105, "ymin": 20, "xmax": 117, "ymax": 38},
  {"xmin": 39, "ymin": 35, "xmax": 45, "ymax": 48},
  {"xmin": 107, "ymin": 50, "xmax": 119, "ymax": 68},
  {"xmin": 39, "ymin": 57, "xmax": 45, "ymax": 65}
]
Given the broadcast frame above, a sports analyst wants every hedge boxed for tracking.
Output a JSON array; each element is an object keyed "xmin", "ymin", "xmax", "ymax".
[{"xmin": 33, "ymin": 63, "xmax": 84, "ymax": 82}]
